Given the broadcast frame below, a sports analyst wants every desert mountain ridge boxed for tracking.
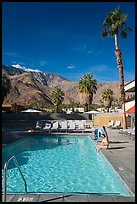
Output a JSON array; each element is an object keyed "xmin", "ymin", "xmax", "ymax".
[{"xmin": 2, "ymin": 64, "xmax": 130, "ymax": 107}]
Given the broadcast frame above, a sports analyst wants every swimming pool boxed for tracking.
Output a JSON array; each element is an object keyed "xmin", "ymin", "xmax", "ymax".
[{"xmin": 2, "ymin": 135, "xmax": 133, "ymax": 196}]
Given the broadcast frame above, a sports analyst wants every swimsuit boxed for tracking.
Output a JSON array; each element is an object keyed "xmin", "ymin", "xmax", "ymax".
[{"xmin": 102, "ymin": 137, "xmax": 109, "ymax": 148}]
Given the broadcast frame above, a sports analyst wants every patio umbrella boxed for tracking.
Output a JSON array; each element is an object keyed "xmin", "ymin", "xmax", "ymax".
[
  {"xmin": 21, "ymin": 109, "xmax": 42, "ymax": 112},
  {"xmin": 85, "ymin": 110, "xmax": 100, "ymax": 114},
  {"xmin": 85, "ymin": 110, "xmax": 100, "ymax": 121}
]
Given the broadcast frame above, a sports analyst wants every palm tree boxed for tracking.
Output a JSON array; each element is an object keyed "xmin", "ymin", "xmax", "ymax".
[
  {"xmin": 102, "ymin": 6, "xmax": 132, "ymax": 128},
  {"xmin": 51, "ymin": 86, "xmax": 64, "ymax": 113},
  {"xmin": 101, "ymin": 89, "xmax": 113, "ymax": 112},
  {"xmin": 111, "ymin": 98, "xmax": 121, "ymax": 112},
  {"xmin": 78, "ymin": 73, "xmax": 97, "ymax": 112},
  {"xmin": 2, "ymin": 73, "xmax": 11, "ymax": 104}
]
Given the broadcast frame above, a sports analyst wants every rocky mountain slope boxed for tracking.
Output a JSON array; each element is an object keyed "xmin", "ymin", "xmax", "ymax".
[{"xmin": 2, "ymin": 64, "xmax": 129, "ymax": 107}]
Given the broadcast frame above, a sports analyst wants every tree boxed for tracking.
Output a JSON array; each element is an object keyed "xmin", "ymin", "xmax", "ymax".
[
  {"xmin": 78, "ymin": 73, "xmax": 97, "ymax": 112},
  {"xmin": 51, "ymin": 86, "xmax": 64, "ymax": 113},
  {"xmin": 101, "ymin": 89, "xmax": 113, "ymax": 112},
  {"xmin": 111, "ymin": 98, "xmax": 121, "ymax": 111},
  {"xmin": 2, "ymin": 73, "xmax": 11, "ymax": 104},
  {"xmin": 102, "ymin": 6, "xmax": 132, "ymax": 128}
]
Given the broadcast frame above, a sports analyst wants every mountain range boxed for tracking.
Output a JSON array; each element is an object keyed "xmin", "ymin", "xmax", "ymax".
[{"xmin": 2, "ymin": 64, "xmax": 130, "ymax": 107}]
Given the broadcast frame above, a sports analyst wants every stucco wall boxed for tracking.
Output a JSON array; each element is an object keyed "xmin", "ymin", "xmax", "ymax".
[{"xmin": 94, "ymin": 113, "xmax": 131, "ymax": 128}]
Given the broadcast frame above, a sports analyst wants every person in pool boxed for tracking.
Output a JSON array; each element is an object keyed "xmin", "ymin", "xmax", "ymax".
[
  {"xmin": 28, "ymin": 129, "xmax": 34, "ymax": 133},
  {"xmin": 96, "ymin": 126, "xmax": 109, "ymax": 151}
]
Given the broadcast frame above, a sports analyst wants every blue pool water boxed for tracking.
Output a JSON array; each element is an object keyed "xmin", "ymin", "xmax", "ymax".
[{"xmin": 2, "ymin": 135, "xmax": 133, "ymax": 196}]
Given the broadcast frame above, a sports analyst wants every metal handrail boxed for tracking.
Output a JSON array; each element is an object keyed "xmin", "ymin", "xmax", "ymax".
[{"xmin": 3, "ymin": 155, "xmax": 27, "ymax": 202}]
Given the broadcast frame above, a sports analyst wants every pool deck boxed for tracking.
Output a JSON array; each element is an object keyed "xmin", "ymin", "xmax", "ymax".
[{"xmin": 2, "ymin": 128, "xmax": 135, "ymax": 202}]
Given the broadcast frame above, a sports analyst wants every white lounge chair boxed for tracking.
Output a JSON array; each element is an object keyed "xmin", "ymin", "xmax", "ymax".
[
  {"xmin": 68, "ymin": 120, "xmax": 76, "ymax": 132},
  {"xmin": 127, "ymin": 129, "xmax": 135, "ymax": 135},
  {"xmin": 124, "ymin": 127, "xmax": 135, "ymax": 136},
  {"xmin": 35, "ymin": 121, "xmax": 42, "ymax": 129},
  {"xmin": 112, "ymin": 121, "xmax": 121, "ymax": 129},
  {"xmin": 51, "ymin": 121, "xmax": 59, "ymax": 132},
  {"xmin": 122, "ymin": 127, "xmax": 135, "ymax": 140},
  {"xmin": 43, "ymin": 122, "xmax": 51, "ymax": 131},
  {"xmin": 107, "ymin": 120, "xmax": 114, "ymax": 128},
  {"xmin": 119, "ymin": 127, "xmax": 134, "ymax": 134},
  {"xmin": 91, "ymin": 127, "xmax": 95, "ymax": 132},
  {"xmin": 59, "ymin": 120, "xmax": 68, "ymax": 132},
  {"xmin": 76, "ymin": 120, "xmax": 86, "ymax": 132}
]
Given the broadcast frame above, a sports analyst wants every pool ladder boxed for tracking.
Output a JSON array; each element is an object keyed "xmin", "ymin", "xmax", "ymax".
[{"xmin": 3, "ymin": 155, "xmax": 27, "ymax": 202}]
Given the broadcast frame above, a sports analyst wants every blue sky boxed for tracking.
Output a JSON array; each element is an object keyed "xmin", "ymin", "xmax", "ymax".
[{"xmin": 2, "ymin": 2, "xmax": 135, "ymax": 82}]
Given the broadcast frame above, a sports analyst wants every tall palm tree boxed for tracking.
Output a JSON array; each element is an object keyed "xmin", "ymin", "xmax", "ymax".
[
  {"xmin": 101, "ymin": 89, "xmax": 113, "ymax": 112},
  {"xmin": 102, "ymin": 6, "xmax": 132, "ymax": 128},
  {"xmin": 2, "ymin": 73, "xmax": 11, "ymax": 104},
  {"xmin": 78, "ymin": 73, "xmax": 97, "ymax": 112},
  {"xmin": 51, "ymin": 86, "xmax": 64, "ymax": 113}
]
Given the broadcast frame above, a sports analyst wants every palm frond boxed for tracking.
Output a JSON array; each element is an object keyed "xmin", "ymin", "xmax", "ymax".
[
  {"xmin": 115, "ymin": 6, "xmax": 120, "ymax": 15},
  {"xmin": 101, "ymin": 29, "xmax": 109, "ymax": 38},
  {"xmin": 78, "ymin": 73, "xmax": 97, "ymax": 105},
  {"xmin": 125, "ymin": 26, "xmax": 132, "ymax": 32},
  {"xmin": 103, "ymin": 17, "xmax": 112, "ymax": 26},
  {"xmin": 101, "ymin": 5, "xmax": 132, "ymax": 40},
  {"xmin": 120, "ymin": 13, "xmax": 127, "ymax": 22},
  {"xmin": 120, "ymin": 30, "xmax": 127, "ymax": 39}
]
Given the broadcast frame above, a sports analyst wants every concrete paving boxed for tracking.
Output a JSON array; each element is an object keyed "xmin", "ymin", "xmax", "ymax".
[{"xmin": 2, "ymin": 127, "xmax": 135, "ymax": 202}]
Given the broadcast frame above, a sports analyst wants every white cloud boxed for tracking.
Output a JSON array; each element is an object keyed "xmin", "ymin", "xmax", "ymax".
[
  {"xmin": 90, "ymin": 64, "xmax": 109, "ymax": 73},
  {"xmin": 74, "ymin": 43, "xmax": 95, "ymax": 55},
  {"xmin": 67, "ymin": 65, "xmax": 76, "ymax": 69}
]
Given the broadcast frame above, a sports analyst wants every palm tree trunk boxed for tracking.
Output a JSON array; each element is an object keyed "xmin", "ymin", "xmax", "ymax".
[
  {"xmin": 114, "ymin": 46, "xmax": 127, "ymax": 129},
  {"xmin": 54, "ymin": 105, "xmax": 58, "ymax": 113},
  {"xmin": 115, "ymin": 49, "xmax": 125, "ymax": 103},
  {"xmin": 114, "ymin": 34, "xmax": 119, "ymax": 50},
  {"xmin": 84, "ymin": 103, "xmax": 88, "ymax": 112}
]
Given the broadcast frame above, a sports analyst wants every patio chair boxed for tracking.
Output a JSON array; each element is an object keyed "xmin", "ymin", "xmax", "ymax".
[
  {"xmin": 91, "ymin": 127, "xmax": 95, "ymax": 132},
  {"xmin": 68, "ymin": 120, "xmax": 76, "ymax": 132},
  {"xmin": 127, "ymin": 129, "xmax": 135, "ymax": 135},
  {"xmin": 124, "ymin": 127, "xmax": 135, "ymax": 137},
  {"xmin": 76, "ymin": 120, "xmax": 86, "ymax": 132},
  {"xmin": 112, "ymin": 121, "xmax": 121, "ymax": 129},
  {"xmin": 43, "ymin": 122, "xmax": 51, "ymax": 131},
  {"xmin": 107, "ymin": 120, "xmax": 114, "ymax": 128},
  {"xmin": 59, "ymin": 120, "xmax": 68, "ymax": 132},
  {"xmin": 51, "ymin": 121, "xmax": 59, "ymax": 132},
  {"xmin": 35, "ymin": 121, "xmax": 42, "ymax": 129},
  {"xmin": 119, "ymin": 127, "xmax": 134, "ymax": 135}
]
